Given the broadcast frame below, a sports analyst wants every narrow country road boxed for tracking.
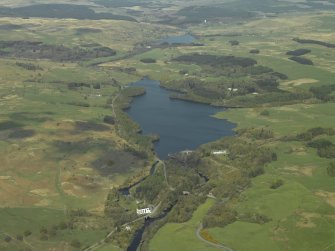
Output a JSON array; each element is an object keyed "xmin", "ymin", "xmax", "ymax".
[
  {"xmin": 83, "ymin": 202, "xmax": 161, "ymax": 251},
  {"xmin": 157, "ymin": 159, "xmax": 175, "ymax": 191},
  {"xmin": 195, "ymin": 198, "xmax": 233, "ymax": 251},
  {"xmin": 196, "ymin": 224, "xmax": 234, "ymax": 251}
]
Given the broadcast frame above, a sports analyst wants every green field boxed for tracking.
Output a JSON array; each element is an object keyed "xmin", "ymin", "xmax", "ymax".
[
  {"xmin": 210, "ymin": 102, "xmax": 335, "ymax": 250},
  {"xmin": 1, "ymin": 1, "xmax": 335, "ymax": 250},
  {"xmin": 0, "ymin": 11, "xmax": 165, "ymax": 250},
  {"xmin": 147, "ymin": 11, "xmax": 335, "ymax": 251},
  {"xmin": 216, "ymin": 103, "xmax": 335, "ymax": 136},
  {"xmin": 149, "ymin": 199, "xmax": 218, "ymax": 251}
]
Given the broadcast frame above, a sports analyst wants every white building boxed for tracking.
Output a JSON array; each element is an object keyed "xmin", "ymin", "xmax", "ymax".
[
  {"xmin": 212, "ymin": 150, "xmax": 228, "ymax": 155},
  {"xmin": 136, "ymin": 208, "xmax": 152, "ymax": 215}
]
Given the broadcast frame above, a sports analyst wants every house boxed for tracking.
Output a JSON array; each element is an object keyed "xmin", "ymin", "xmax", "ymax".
[
  {"xmin": 207, "ymin": 192, "xmax": 216, "ymax": 199},
  {"xmin": 181, "ymin": 150, "xmax": 193, "ymax": 155},
  {"xmin": 136, "ymin": 208, "xmax": 152, "ymax": 215},
  {"xmin": 228, "ymin": 88, "xmax": 238, "ymax": 92},
  {"xmin": 212, "ymin": 150, "xmax": 228, "ymax": 155}
]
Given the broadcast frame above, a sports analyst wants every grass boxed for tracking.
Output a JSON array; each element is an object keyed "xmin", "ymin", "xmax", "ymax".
[
  {"xmin": 206, "ymin": 146, "xmax": 335, "ymax": 251},
  {"xmin": 0, "ymin": 11, "xmax": 177, "ymax": 249},
  {"xmin": 1, "ymin": 4, "xmax": 335, "ymax": 251},
  {"xmin": 211, "ymin": 103, "xmax": 335, "ymax": 250},
  {"xmin": 0, "ymin": 207, "xmax": 108, "ymax": 250},
  {"xmin": 190, "ymin": 12, "xmax": 335, "ymax": 90},
  {"xmin": 0, "ymin": 16, "xmax": 177, "ymax": 52},
  {"xmin": 0, "ymin": 207, "xmax": 66, "ymax": 233},
  {"xmin": 208, "ymin": 164, "xmax": 335, "ymax": 250},
  {"xmin": 149, "ymin": 199, "xmax": 218, "ymax": 251},
  {"xmin": 216, "ymin": 103, "xmax": 335, "ymax": 137},
  {"xmin": 209, "ymin": 222, "xmax": 283, "ymax": 251},
  {"xmin": 200, "ymin": 15, "xmax": 335, "ymax": 248},
  {"xmin": 97, "ymin": 245, "xmax": 123, "ymax": 251}
]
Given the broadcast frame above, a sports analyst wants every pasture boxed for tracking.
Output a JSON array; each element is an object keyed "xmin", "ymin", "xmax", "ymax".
[{"xmin": 149, "ymin": 199, "xmax": 218, "ymax": 251}]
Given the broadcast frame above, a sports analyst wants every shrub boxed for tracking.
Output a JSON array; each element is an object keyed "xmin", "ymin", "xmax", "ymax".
[
  {"xmin": 289, "ymin": 56, "xmax": 313, "ymax": 65},
  {"xmin": 4, "ymin": 235, "xmax": 12, "ymax": 242},
  {"xmin": 327, "ymin": 162, "xmax": 335, "ymax": 177},
  {"xmin": 239, "ymin": 212, "xmax": 272, "ymax": 224},
  {"xmin": 59, "ymin": 221, "xmax": 68, "ymax": 230},
  {"xmin": 24, "ymin": 230, "xmax": 32, "ymax": 237},
  {"xmin": 318, "ymin": 145, "xmax": 335, "ymax": 159},
  {"xmin": 296, "ymin": 127, "xmax": 335, "ymax": 141},
  {"xmin": 310, "ymin": 84, "xmax": 335, "ymax": 101},
  {"xmin": 40, "ymin": 234, "xmax": 48, "ymax": 241},
  {"xmin": 140, "ymin": 58, "xmax": 156, "ymax": 63},
  {"xmin": 39, "ymin": 227, "xmax": 48, "ymax": 234},
  {"xmin": 307, "ymin": 139, "xmax": 332, "ymax": 149},
  {"xmin": 173, "ymin": 53, "xmax": 257, "ymax": 68},
  {"xmin": 270, "ymin": 179, "xmax": 284, "ymax": 189},
  {"xmin": 103, "ymin": 115, "xmax": 115, "ymax": 125},
  {"xmin": 255, "ymin": 77, "xmax": 279, "ymax": 91},
  {"xmin": 200, "ymin": 229, "xmax": 219, "ymax": 244},
  {"xmin": 307, "ymin": 139, "xmax": 335, "ymax": 158},
  {"xmin": 48, "ymin": 228, "xmax": 57, "ymax": 237},
  {"xmin": 293, "ymin": 38, "xmax": 335, "ymax": 48},
  {"xmin": 93, "ymin": 83, "xmax": 101, "ymax": 89},
  {"xmin": 16, "ymin": 62, "xmax": 43, "ymax": 71},
  {"xmin": 247, "ymin": 166, "xmax": 264, "ymax": 178},
  {"xmin": 70, "ymin": 239, "xmax": 81, "ymax": 248},
  {"xmin": 135, "ymin": 174, "xmax": 164, "ymax": 202},
  {"xmin": 203, "ymin": 203, "xmax": 237, "ymax": 228},
  {"xmin": 229, "ymin": 40, "xmax": 240, "ymax": 46},
  {"xmin": 249, "ymin": 49, "xmax": 260, "ymax": 54},
  {"xmin": 286, "ymin": 49, "xmax": 311, "ymax": 56},
  {"xmin": 260, "ymin": 110, "xmax": 270, "ymax": 116},
  {"xmin": 271, "ymin": 71, "xmax": 288, "ymax": 80}
]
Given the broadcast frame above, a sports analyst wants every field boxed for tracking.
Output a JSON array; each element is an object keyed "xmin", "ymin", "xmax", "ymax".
[
  {"xmin": 0, "ymin": 12, "xmax": 174, "ymax": 250},
  {"xmin": 191, "ymin": 12, "xmax": 335, "ymax": 84},
  {"xmin": 212, "ymin": 103, "xmax": 335, "ymax": 250},
  {"xmin": 146, "ymin": 10, "xmax": 335, "ymax": 251},
  {"xmin": 147, "ymin": 107, "xmax": 335, "ymax": 251},
  {"xmin": 149, "ymin": 199, "xmax": 218, "ymax": 251},
  {"xmin": 206, "ymin": 13, "xmax": 335, "ymax": 249},
  {"xmin": 0, "ymin": 0, "xmax": 335, "ymax": 250}
]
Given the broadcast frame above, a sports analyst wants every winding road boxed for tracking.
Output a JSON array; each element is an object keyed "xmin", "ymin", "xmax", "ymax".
[
  {"xmin": 196, "ymin": 224, "xmax": 234, "ymax": 251},
  {"xmin": 156, "ymin": 159, "xmax": 174, "ymax": 191},
  {"xmin": 195, "ymin": 197, "xmax": 234, "ymax": 251}
]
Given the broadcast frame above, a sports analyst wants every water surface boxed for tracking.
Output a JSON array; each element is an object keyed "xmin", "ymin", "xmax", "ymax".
[{"xmin": 126, "ymin": 79, "xmax": 235, "ymax": 158}]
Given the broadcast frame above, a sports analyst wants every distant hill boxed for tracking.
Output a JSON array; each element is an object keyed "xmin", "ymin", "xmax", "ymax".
[{"xmin": 0, "ymin": 4, "xmax": 137, "ymax": 21}]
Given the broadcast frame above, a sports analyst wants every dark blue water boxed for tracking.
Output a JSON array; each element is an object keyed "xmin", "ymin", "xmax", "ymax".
[
  {"xmin": 160, "ymin": 34, "xmax": 195, "ymax": 44},
  {"xmin": 126, "ymin": 79, "xmax": 236, "ymax": 158}
]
